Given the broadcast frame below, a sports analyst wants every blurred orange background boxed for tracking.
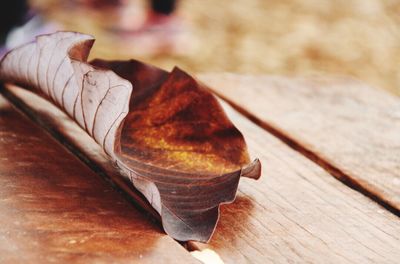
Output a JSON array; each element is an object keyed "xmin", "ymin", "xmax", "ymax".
[{"xmin": 28, "ymin": 0, "xmax": 400, "ymax": 95}]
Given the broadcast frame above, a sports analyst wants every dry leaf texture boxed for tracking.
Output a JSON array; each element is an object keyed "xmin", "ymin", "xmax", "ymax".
[{"xmin": 0, "ymin": 31, "xmax": 261, "ymax": 242}]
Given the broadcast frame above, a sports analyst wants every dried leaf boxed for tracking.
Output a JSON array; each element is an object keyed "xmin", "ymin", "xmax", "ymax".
[{"xmin": 0, "ymin": 31, "xmax": 261, "ymax": 242}]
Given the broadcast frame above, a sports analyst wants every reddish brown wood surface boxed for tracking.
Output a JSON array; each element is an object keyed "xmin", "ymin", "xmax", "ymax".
[
  {"xmin": 188, "ymin": 100, "xmax": 400, "ymax": 263},
  {"xmin": 200, "ymin": 74, "xmax": 400, "ymax": 213},
  {"xmin": 3, "ymin": 84, "xmax": 400, "ymax": 263},
  {"xmin": 0, "ymin": 95, "xmax": 197, "ymax": 263}
]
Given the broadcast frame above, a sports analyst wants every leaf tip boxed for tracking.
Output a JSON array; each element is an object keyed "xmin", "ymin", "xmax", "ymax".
[{"xmin": 241, "ymin": 158, "xmax": 262, "ymax": 180}]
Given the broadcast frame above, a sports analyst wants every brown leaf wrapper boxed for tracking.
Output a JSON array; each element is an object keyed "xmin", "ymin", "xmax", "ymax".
[{"xmin": 0, "ymin": 31, "xmax": 261, "ymax": 242}]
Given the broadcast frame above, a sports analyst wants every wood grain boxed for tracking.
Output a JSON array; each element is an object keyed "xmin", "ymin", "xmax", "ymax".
[
  {"xmin": 0, "ymin": 95, "xmax": 197, "ymax": 263},
  {"xmin": 200, "ymin": 74, "xmax": 400, "ymax": 213},
  {"xmin": 4, "ymin": 83, "xmax": 400, "ymax": 263},
  {"xmin": 189, "ymin": 100, "xmax": 400, "ymax": 263}
]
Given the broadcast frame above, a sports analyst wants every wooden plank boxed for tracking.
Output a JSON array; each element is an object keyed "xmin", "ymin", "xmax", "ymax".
[
  {"xmin": 0, "ymin": 95, "xmax": 197, "ymax": 263},
  {"xmin": 1, "ymin": 84, "xmax": 160, "ymax": 221},
  {"xmin": 192, "ymin": 100, "xmax": 400, "ymax": 263},
  {"xmin": 190, "ymin": 100, "xmax": 400, "ymax": 263},
  {"xmin": 200, "ymin": 74, "xmax": 400, "ymax": 214},
  {"xmin": 4, "ymin": 84, "xmax": 400, "ymax": 263}
]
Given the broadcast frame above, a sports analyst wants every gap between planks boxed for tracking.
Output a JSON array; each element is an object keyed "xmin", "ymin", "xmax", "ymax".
[
  {"xmin": 2, "ymin": 83, "xmax": 400, "ymax": 263},
  {"xmin": 0, "ymin": 84, "xmax": 211, "ymax": 260},
  {"xmin": 1, "ymin": 80, "xmax": 396, "ymax": 225},
  {"xmin": 0, "ymin": 85, "xmax": 161, "ymax": 223},
  {"xmin": 0, "ymin": 84, "xmax": 215, "ymax": 259},
  {"xmin": 0, "ymin": 85, "xmax": 195, "ymax": 252},
  {"xmin": 200, "ymin": 77, "xmax": 400, "ymax": 218},
  {"xmin": 0, "ymin": 94, "xmax": 200, "ymax": 263}
]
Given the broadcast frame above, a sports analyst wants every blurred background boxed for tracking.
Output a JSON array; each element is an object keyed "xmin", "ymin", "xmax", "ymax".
[{"xmin": 1, "ymin": 0, "xmax": 399, "ymax": 95}]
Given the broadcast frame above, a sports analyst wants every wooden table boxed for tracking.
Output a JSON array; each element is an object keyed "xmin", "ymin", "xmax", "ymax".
[{"xmin": 1, "ymin": 75, "xmax": 399, "ymax": 263}]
